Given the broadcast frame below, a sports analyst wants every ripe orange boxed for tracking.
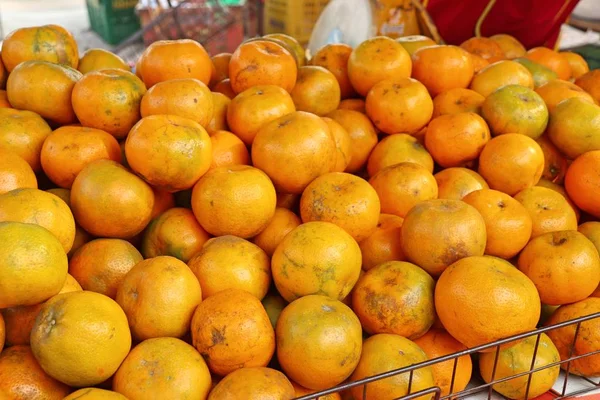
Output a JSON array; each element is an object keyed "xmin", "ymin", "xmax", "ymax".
[
  {"xmin": 434, "ymin": 167, "xmax": 488, "ymax": 200},
  {"xmin": 322, "ymin": 117, "xmax": 352, "ymax": 173},
  {"xmin": 337, "ymin": 98, "xmax": 365, "ymax": 112},
  {"xmin": 432, "ymin": 87, "xmax": 485, "ymax": 118},
  {"xmin": 526, "ymin": 47, "xmax": 571, "ymax": 80},
  {"xmin": 208, "ymin": 367, "xmax": 294, "ymax": 399},
  {"xmin": 536, "ymin": 79, "xmax": 594, "ymax": 113},
  {"xmin": 396, "ymin": 35, "xmax": 437, "ymax": 56},
  {"xmin": 470, "ymin": 53, "xmax": 490, "ymax": 73},
  {"xmin": 66, "ymin": 388, "xmax": 129, "ymax": 400},
  {"xmin": 291, "ymin": 66, "xmax": 341, "ymax": 116},
  {"xmin": 292, "ymin": 382, "xmax": 342, "ymax": 400},
  {"xmin": 514, "ymin": 57, "xmax": 558, "ymax": 88},
  {"xmin": 210, "ymin": 52, "xmax": 231, "ymax": 85},
  {"xmin": 460, "ymin": 37, "xmax": 505, "ymax": 63},
  {"xmin": 367, "ymin": 133, "xmax": 433, "ymax": 176},
  {"xmin": 212, "ymin": 78, "xmax": 236, "ymax": 99},
  {"xmin": 78, "ymin": 48, "xmax": 129, "ymax": 74},
  {"xmin": 537, "ymin": 135, "xmax": 569, "ymax": 184},
  {"xmin": 490, "ymin": 34, "xmax": 527, "ymax": 59},
  {"xmin": 359, "ymin": 214, "xmax": 405, "ymax": 270},
  {"xmin": 561, "ymin": 51, "xmax": 589, "ymax": 79},
  {"xmin": 264, "ymin": 33, "xmax": 306, "ymax": 67},
  {"xmin": 209, "ymin": 130, "xmax": 250, "ymax": 169},
  {"xmin": 206, "ymin": 92, "xmax": 230, "ymax": 133},
  {"xmin": 565, "ymin": 150, "xmax": 600, "ymax": 219},
  {"xmin": 411, "ymin": 45, "xmax": 474, "ymax": 96},
  {"xmin": 575, "ymin": 69, "xmax": 600, "ymax": 104},
  {"xmin": 470, "ymin": 60, "xmax": 534, "ymax": 97},
  {"xmin": 579, "ymin": 221, "xmax": 600, "ymax": 253},
  {"xmin": 253, "ymin": 207, "xmax": 301, "ymax": 257},
  {"xmin": 327, "ymin": 109, "xmax": 378, "ymax": 173},
  {"xmin": 310, "ymin": 43, "xmax": 356, "ymax": 99},
  {"xmin": 0, "ymin": 90, "xmax": 10, "ymax": 108},
  {"xmin": 0, "ymin": 151, "xmax": 37, "ymax": 194}
]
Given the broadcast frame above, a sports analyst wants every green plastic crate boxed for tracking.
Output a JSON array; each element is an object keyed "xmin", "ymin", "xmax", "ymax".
[{"xmin": 86, "ymin": 0, "xmax": 140, "ymax": 45}]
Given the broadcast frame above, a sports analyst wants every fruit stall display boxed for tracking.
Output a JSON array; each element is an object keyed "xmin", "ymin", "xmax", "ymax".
[{"xmin": 0, "ymin": 22, "xmax": 599, "ymax": 400}]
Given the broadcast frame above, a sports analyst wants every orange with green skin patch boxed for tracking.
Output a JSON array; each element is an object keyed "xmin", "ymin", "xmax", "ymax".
[
  {"xmin": 526, "ymin": 47, "xmax": 571, "ymax": 80},
  {"xmin": 291, "ymin": 66, "xmax": 340, "ymax": 116},
  {"xmin": 396, "ymin": 35, "xmax": 437, "ymax": 56},
  {"xmin": 432, "ymin": 87, "xmax": 485, "ymax": 118},
  {"xmin": 548, "ymin": 98, "xmax": 600, "ymax": 160},
  {"xmin": 579, "ymin": 221, "xmax": 600, "ymax": 255},
  {"xmin": 368, "ymin": 133, "xmax": 433, "ymax": 176},
  {"xmin": 434, "ymin": 167, "xmax": 488, "ymax": 200},
  {"xmin": 470, "ymin": 60, "xmax": 533, "ymax": 97},
  {"xmin": 327, "ymin": 109, "xmax": 378, "ymax": 174},
  {"xmin": 262, "ymin": 292, "xmax": 287, "ymax": 329},
  {"xmin": 0, "ymin": 108, "xmax": 51, "ymax": 172},
  {"xmin": 311, "ymin": 43, "xmax": 356, "ymax": 100},
  {"xmin": 208, "ymin": 367, "xmax": 294, "ymax": 399},
  {"xmin": 536, "ymin": 79, "xmax": 594, "ymax": 113},
  {"xmin": 359, "ymin": 213, "xmax": 405, "ymax": 271},
  {"xmin": 78, "ymin": 48, "xmax": 130, "ymax": 74},
  {"xmin": 514, "ymin": 57, "xmax": 558, "ymax": 88}
]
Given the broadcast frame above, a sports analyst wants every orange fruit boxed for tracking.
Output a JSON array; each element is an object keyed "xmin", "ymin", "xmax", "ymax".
[
  {"xmin": 470, "ymin": 53, "xmax": 491, "ymax": 73},
  {"xmin": 69, "ymin": 238, "xmax": 143, "ymax": 299},
  {"xmin": 126, "ymin": 114, "xmax": 212, "ymax": 191},
  {"xmin": 536, "ymin": 79, "xmax": 594, "ymax": 113},
  {"xmin": 1, "ymin": 24, "xmax": 78, "ymax": 72},
  {"xmin": 188, "ymin": 235, "xmax": 271, "ymax": 300},
  {"xmin": 401, "ymin": 199, "xmax": 487, "ymax": 277},
  {"xmin": 65, "ymin": 388, "xmax": 128, "ymax": 399},
  {"xmin": 0, "ymin": 151, "xmax": 37, "ymax": 194},
  {"xmin": 369, "ymin": 162, "xmax": 438, "ymax": 218},
  {"xmin": 31, "ymin": 291, "xmax": 131, "ymax": 386},
  {"xmin": 367, "ymin": 133, "xmax": 433, "ymax": 176},
  {"xmin": 327, "ymin": 109, "xmax": 378, "ymax": 173},
  {"xmin": 434, "ymin": 167, "xmax": 488, "ymax": 200},
  {"xmin": 470, "ymin": 60, "xmax": 534, "ymax": 97},
  {"xmin": 575, "ymin": 69, "xmax": 600, "ymax": 104},
  {"xmin": 547, "ymin": 97, "xmax": 600, "ymax": 159},
  {"xmin": 72, "ymin": 68, "xmax": 146, "ymax": 139},
  {"xmin": 514, "ymin": 57, "xmax": 558, "ymax": 88},
  {"xmin": 191, "ymin": 165, "xmax": 276, "ymax": 238},
  {"xmin": 353, "ymin": 261, "xmax": 434, "ymax": 338},
  {"xmin": 206, "ymin": 92, "xmax": 230, "ymax": 133},
  {"xmin": 292, "ymin": 382, "xmax": 342, "ymax": 400},
  {"xmin": 45, "ymin": 187, "xmax": 92, "ymax": 257},
  {"xmin": 310, "ymin": 43, "xmax": 356, "ymax": 99},
  {"xmin": 359, "ymin": 214, "xmax": 405, "ymax": 271},
  {"xmin": 150, "ymin": 187, "xmax": 175, "ymax": 218},
  {"xmin": 561, "ymin": 51, "xmax": 589, "ymax": 79},
  {"xmin": 460, "ymin": 37, "xmax": 505, "ymax": 63},
  {"xmin": 140, "ymin": 78, "xmax": 214, "ymax": 127},
  {"xmin": 436, "ymin": 255, "xmax": 540, "ymax": 349},
  {"xmin": 276, "ymin": 295, "xmax": 362, "ymax": 390},
  {"xmin": 579, "ymin": 221, "xmax": 600, "ymax": 253},
  {"xmin": 565, "ymin": 150, "xmax": 600, "ymax": 219},
  {"xmin": 227, "ymin": 85, "xmax": 295, "ymax": 145},
  {"xmin": 212, "ymin": 78, "xmax": 236, "ymax": 99},
  {"xmin": 191, "ymin": 288, "xmax": 275, "ymax": 376},
  {"xmin": 481, "ymin": 84, "xmax": 548, "ymax": 139},
  {"xmin": 71, "ymin": 159, "xmax": 154, "ymax": 239},
  {"xmin": 264, "ymin": 33, "xmax": 306, "ymax": 66},
  {"xmin": 272, "ymin": 221, "xmax": 361, "ymax": 302},
  {"xmin": 208, "ymin": 367, "xmax": 294, "ymax": 399},
  {"xmin": 478, "ymin": 134, "xmax": 544, "ymax": 196},
  {"xmin": 338, "ymin": 98, "xmax": 365, "ymax": 112},
  {"xmin": 262, "ymin": 292, "xmax": 287, "ymax": 329},
  {"xmin": 396, "ymin": 35, "xmax": 437, "ymax": 56},
  {"xmin": 432, "ymin": 87, "xmax": 485, "ymax": 118},
  {"xmin": 252, "ymin": 111, "xmax": 336, "ymax": 194},
  {"xmin": 490, "ymin": 34, "xmax": 527, "ymax": 59},
  {"xmin": 537, "ymin": 135, "xmax": 569, "ymax": 184},
  {"xmin": 350, "ymin": 333, "xmax": 434, "ymax": 400},
  {"xmin": 210, "ymin": 52, "xmax": 231, "ymax": 85},
  {"xmin": 253, "ymin": 207, "xmax": 301, "ymax": 257},
  {"xmin": 139, "ymin": 39, "xmax": 212, "ymax": 87},
  {"xmin": 536, "ymin": 177, "xmax": 580, "ymax": 223},
  {"xmin": 411, "ymin": 45, "xmax": 474, "ymax": 96},
  {"xmin": 40, "ymin": 126, "xmax": 121, "ymax": 189},
  {"xmin": 300, "ymin": 172, "xmax": 380, "ymax": 242},
  {"xmin": 0, "ymin": 90, "xmax": 11, "ymax": 108},
  {"xmin": 209, "ymin": 130, "xmax": 249, "ymax": 169},
  {"xmin": 229, "ymin": 40, "xmax": 297, "ymax": 93},
  {"xmin": 514, "ymin": 186, "xmax": 578, "ymax": 238},
  {"xmin": 526, "ymin": 47, "xmax": 571, "ymax": 80},
  {"xmin": 7, "ymin": 60, "xmax": 81, "ymax": 126},
  {"xmin": 322, "ymin": 117, "xmax": 352, "ymax": 173},
  {"xmin": 276, "ymin": 192, "xmax": 300, "ymax": 210},
  {"xmin": 291, "ymin": 66, "xmax": 340, "ymax": 116},
  {"xmin": 348, "ymin": 36, "xmax": 412, "ymax": 97},
  {"xmin": 365, "ymin": 78, "xmax": 433, "ymax": 135},
  {"xmin": 414, "ymin": 329, "xmax": 472, "ymax": 397},
  {"xmin": 78, "ymin": 48, "xmax": 129, "ymax": 74}
]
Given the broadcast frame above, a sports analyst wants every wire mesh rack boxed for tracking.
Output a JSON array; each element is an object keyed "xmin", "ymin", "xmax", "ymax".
[{"xmin": 295, "ymin": 312, "xmax": 600, "ymax": 400}]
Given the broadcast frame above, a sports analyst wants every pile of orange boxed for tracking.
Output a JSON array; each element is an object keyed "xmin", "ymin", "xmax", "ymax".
[{"xmin": 0, "ymin": 23, "xmax": 599, "ymax": 400}]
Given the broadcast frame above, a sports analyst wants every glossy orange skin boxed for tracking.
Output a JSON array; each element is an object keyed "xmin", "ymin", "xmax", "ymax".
[
  {"xmin": 401, "ymin": 199, "xmax": 487, "ymax": 277},
  {"xmin": 411, "ymin": 45, "xmax": 474, "ymax": 96},
  {"xmin": 1, "ymin": 24, "xmax": 78, "ymax": 72},
  {"xmin": 78, "ymin": 48, "xmax": 130, "ymax": 74},
  {"xmin": 460, "ymin": 37, "xmax": 505, "ymax": 63},
  {"xmin": 229, "ymin": 40, "xmax": 297, "ymax": 93},
  {"xmin": 575, "ymin": 69, "xmax": 600, "ymax": 104},
  {"xmin": 490, "ymin": 34, "xmax": 527, "ymax": 59},
  {"xmin": 206, "ymin": 92, "xmax": 231, "ymax": 134},
  {"xmin": 212, "ymin": 78, "xmax": 236, "ymax": 99},
  {"xmin": 526, "ymin": 47, "xmax": 571, "ymax": 80},
  {"xmin": 359, "ymin": 214, "xmax": 405, "ymax": 270},
  {"xmin": 150, "ymin": 188, "xmax": 175, "ymax": 219},
  {"xmin": 310, "ymin": 43, "xmax": 356, "ymax": 99},
  {"xmin": 537, "ymin": 178, "xmax": 580, "ymax": 222},
  {"xmin": 348, "ymin": 36, "xmax": 412, "ymax": 97},
  {"xmin": 0, "ymin": 152, "xmax": 37, "ymax": 194},
  {"xmin": 41, "ymin": 126, "xmax": 121, "ymax": 189},
  {"xmin": 253, "ymin": 207, "xmax": 301, "ymax": 257},
  {"xmin": 565, "ymin": 150, "xmax": 600, "ymax": 218},
  {"xmin": 210, "ymin": 52, "xmax": 231, "ymax": 85},
  {"xmin": 561, "ymin": 51, "xmax": 589, "ymax": 80},
  {"xmin": 537, "ymin": 135, "xmax": 569, "ymax": 184},
  {"xmin": 434, "ymin": 167, "xmax": 488, "ymax": 200},
  {"xmin": 141, "ymin": 78, "xmax": 214, "ymax": 127},
  {"xmin": 291, "ymin": 66, "xmax": 341, "ymax": 116},
  {"xmin": 71, "ymin": 159, "xmax": 155, "ymax": 239},
  {"xmin": 367, "ymin": 133, "xmax": 433, "ymax": 176},
  {"xmin": 396, "ymin": 35, "xmax": 437, "ymax": 56},
  {"xmin": 327, "ymin": 109, "xmax": 378, "ymax": 173},
  {"xmin": 126, "ymin": 114, "xmax": 212, "ymax": 192},
  {"xmin": 209, "ymin": 130, "xmax": 250, "ymax": 169},
  {"xmin": 208, "ymin": 367, "xmax": 295, "ymax": 400},
  {"xmin": 432, "ymin": 88, "xmax": 485, "ymax": 118},
  {"xmin": 0, "ymin": 108, "xmax": 51, "ymax": 172},
  {"xmin": 323, "ymin": 117, "xmax": 352, "ymax": 173},
  {"xmin": 470, "ymin": 60, "xmax": 534, "ymax": 97},
  {"xmin": 470, "ymin": 53, "xmax": 490, "ymax": 73},
  {"xmin": 7, "ymin": 60, "xmax": 81, "ymax": 126},
  {"xmin": 227, "ymin": 85, "xmax": 295, "ymax": 145},
  {"xmin": 536, "ymin": 79, "xmax": 594, "ymax": 113},
  {"xmin": 72, "ymin": 68, "xmax": 146, "ymax": 139},
  {"xmin": 45, "ymin": 188, "xmax": 93, "ymax": 257},
  {"xmin": 140, "ymin": 39, "xmax": 212, "ymax": 87}
]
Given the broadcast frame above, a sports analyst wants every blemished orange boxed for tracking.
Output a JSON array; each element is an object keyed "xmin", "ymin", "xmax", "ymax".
[
  {"xmin": 565, "ymin": 150, "xmax": 600, "ymax": 219},
  {"xmin": 537, "ymin": 134, "xmax": 569, "ymax": 184},
  {"xmin": 396, "ymin": 35, "xmax": 437, "ymax": 56},
  {"xmin": 300, "ymin": 172, "xmax": 380, "ymax": 242},
  {"xmin": 1, "ymin": 24, "xmax": 78, "ymax": 71},
  {"xmin": 30, "ymin": 291, "xmax": 132, "ymax": 387},
  {"xmin": 367, "ymin": 133, "xmax": 434, "ymax": 176},
  {"xmin": 561, "ymin": 51, "xmax": 589, "ymax": 79},
  {"xmin": 575, "ymin": 69, "xmax": 600, "ymax": 104},
  {"xmin": 139, "ymin": 39, "xmax": 212, "ymax": 87},
  {"xmin": 322, "ymin": 117, "xmax": 352, "ymax": 173},
  {"xmin": 369, "ymin": 162, "xmax": 438, "ymax": 218},
  {"xmin": 526, "ymin": 47, "xmax": 571, "ymax": 80},
  {"xmin": 252, "ymin": 111, "xmax": 336, "ymax": 194},
  {"xmin": 0, "ymin": 345, "xmax": 71, "ymax": 399},
  {"xmin": 365, "ymin": 78, "xmax": 433, "ymax": 135},
  {"xmin": 191, "ymin": 165, "xmax": 276, "ymax": 238},
  {"xmin": 78, "ymin": 48, "xmax": 130, "ymax": 74},
  {"xmin": 432, "ymin": 88, "xmax": 485, "ymax": 118},
  {"xmin": 338, "ymin": 98, "xmax": 366, "ymax": 112},
  {"xmin": 0, "ymin": 151, "xmax": 37, "ymax": 194},
  {"xmin": 436, "ymin": 255, "xmax": 540, "ymax": 349},
  {"xmin": 460, "ymin": 37, "xmax": 505, "ymax": 63},
  {"xmin": 411, "ymin": 45, "xmax": 474, "ymax": 96},
  {"xmin": 71, "ymin": 68, "xmax": 146, "ymax": 139},
  {"xmin": 71, "ymin": 159, "xmax": 155, "ymax": 239},
  {"xmin": 490, "ymin": 34, "xmax": 527, "ymax": 59},
  {"xmin": 434, "ymin": 167, "xmax": 489, "ymax": 200},
  {"xmin": 310, "ymin": 43, "xmax": 356, "ymax": 99},
  {"xmin": 116, "ymin": 256, "xmax": 202, "ymax": 341},
  {"xmin": 291, "ymin": 66, "xmax": 341, "ymax": 116},
  {"xmin": 65, "ymin": 388, "xmax": 128, "ymax": 400},
  {"xmin": 359, "ymin": 214, "xmax": 405, "ymax": 270},
  {"xmin": 69, "ymin": 238, "xmax": 143, "ymax": 299},
  {"xmin": 353, "ymin": 261, "xmax": 434, "ymax": 339},
  {"xmin": 347, "ymin": 36, "xmax": 412, "ymax": 97},
  {"xmin": 401, "ymin": 199, "xmax": 487, "ymax": 277},
  {"xmin": 536, "ymin": 79, "xmax": 594, "ymax": 113},
  {"xmin": 206, "ymin": 92, "xmax": 230, "ymax": 133},
  {"xmin": 253, "ymin": 207, "xmax": 301, "ymax": 257},
  {"xmin": 140, "ymin": 78, "xmax": 214, "ymax": 127},
  {"xmin": 350, "ymin": 334, "xmax": 434, "ymax": 400},
  {"xmin": 7, "ymin": 60, "xmax": 81, "ymax": 126},
  {"xmin": 480, "ymin": 334, "xmax": 560, "ymax": 399},
  {"xmin": 210, "ymin": 52, "xmax": 231, "ymax": 85},
  {"xmin": 536, "ymin": 178, "xmax": 578, "ymax": 223},
  {"xmin": 469, "ymin": 60, "xmax": 534, "ymax": 97},
  {"xmin": 188, "ymin": 235, "xmax": 271, "ymax": 300},
  {"xmin": 272, "ymin": 221, "xmax": 362, "ymax": 302},
  {"xmin": 414, "ymin": 329, "xmax": 472, "ymax": 397},
  {"xmin": 226, "ymin": 85, "xmax": 295, "ymax": 145},
  {"xmin": 478, "ymin": 134, "xmax": 544, "ymax": 196},
  {"xmin": 191, "ymin": 288, "xmax": 275, "ymax": 376},
  {"xmin": 126, "ymin": 114, "xmax": 212, "ymax": 192},
  {"xmin": 208, "ymin": 367, "xmax": 295, "ymax": 400},
  {"xmin": 514, "ymin": 186, "xmax": 578, "ymax": 238},
  {"xmin": 229, "ymin": 40, "xmax": 297, "ymax": 93},
  {"xmin": 276, "ymin": 295, "xmax": 362, "ymax": 390},
  {"xmin": 142, "ymin": 207, "xmax": 210, "ymax": 262},
  {"xmin": 41, "ymin": 126, "xmax": 122, "ymax": 189},
  {"xmin": 327, "ymin": 109, "xmax": 378, "ymax": 173},
  {"xmin": 209, "ymin": 130, "xmax": 250, "ymax": 169},
  {"xmin": 212, "ymin": 78, "xmax": 236, "ymax": 99}
]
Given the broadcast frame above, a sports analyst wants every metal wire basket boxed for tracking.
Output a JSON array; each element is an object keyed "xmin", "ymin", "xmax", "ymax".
[{"xmin": 295, "ymin": 312, "xmax": 600, "ymax": 400}]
